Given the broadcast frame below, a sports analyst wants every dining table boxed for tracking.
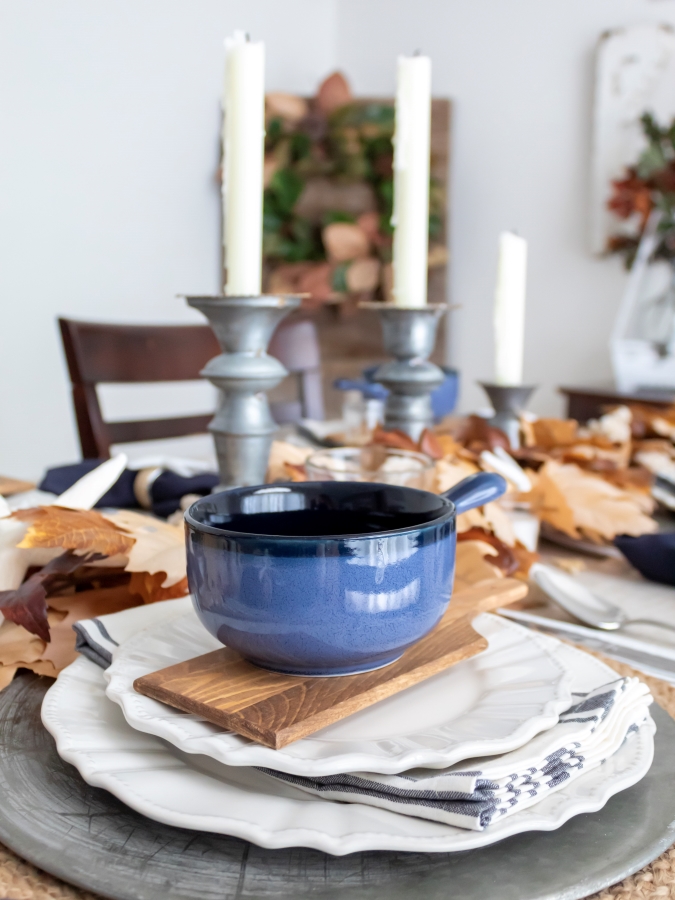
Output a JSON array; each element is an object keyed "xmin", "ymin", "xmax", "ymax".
[{"xmin": 1, "ymin": 458, "xmax": 675, "ymax": 900}]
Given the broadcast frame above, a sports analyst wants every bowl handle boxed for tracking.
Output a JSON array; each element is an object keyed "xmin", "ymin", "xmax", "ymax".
[{"xmin": 442, "ymin": 472, "xmax": 507, "ymax": 515}]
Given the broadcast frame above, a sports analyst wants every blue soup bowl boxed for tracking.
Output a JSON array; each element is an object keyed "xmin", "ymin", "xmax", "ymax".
[{"xmin": 185, "ymin": 472, "xmax": 506, "ymax": 676}]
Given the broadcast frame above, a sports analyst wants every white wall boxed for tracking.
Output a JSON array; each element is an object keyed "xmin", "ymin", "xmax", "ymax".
[
  {"xmin": 0, "ymin": 0, "xmax": 337, "ymax": 479},
  {"xmin": 3, "ymin": 0, "xmax": 675, "ymax": 480},
  {"xmin": 337, "ymin": 0, "xmax": 675, "ymax": 418}
]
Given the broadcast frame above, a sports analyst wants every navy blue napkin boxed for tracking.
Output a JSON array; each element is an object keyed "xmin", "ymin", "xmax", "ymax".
[
  {"xmin": 615, "ymin": 533, "xmax": 675, "ymax": 587},
  {"xmin": 39, "ymin": 461, "xmax": 219, "ymax": 517}
]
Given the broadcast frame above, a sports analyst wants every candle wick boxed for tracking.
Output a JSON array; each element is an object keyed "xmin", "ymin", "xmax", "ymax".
[
  {"xmin": 245, "ymin": 32, "xmax": 251, "ymax": 41},
  {"xmin": 413, "ymin": 49, "xmax": 422, "ymax": 56}
]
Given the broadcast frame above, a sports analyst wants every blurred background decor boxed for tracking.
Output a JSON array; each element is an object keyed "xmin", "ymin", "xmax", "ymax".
[
  {"xmin": 607, "ymin": 114, "xmax": 675, "ymax": 393},
  {"xmin": 247, "ymin": 71, "xmax": 450, "ymax": 420},
  {"xmin": 590, "ymin": 22, "xmax": 675, "ymax": 256}
]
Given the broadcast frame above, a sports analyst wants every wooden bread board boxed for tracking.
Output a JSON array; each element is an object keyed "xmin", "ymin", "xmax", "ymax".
[{"xmin": 134, "ymin": 578, "xmax": 527, "ymax": 749}]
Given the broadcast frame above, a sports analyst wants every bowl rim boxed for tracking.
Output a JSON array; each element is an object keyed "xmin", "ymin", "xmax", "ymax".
[{"xmin": 185, "ymin": 481, "xmax": 456, "ymax": 542}]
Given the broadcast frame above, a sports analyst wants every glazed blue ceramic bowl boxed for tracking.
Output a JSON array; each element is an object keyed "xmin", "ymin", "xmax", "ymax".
[{"xmin": 185, "ymin": 472, "xmax": 506, "ymax": 676}]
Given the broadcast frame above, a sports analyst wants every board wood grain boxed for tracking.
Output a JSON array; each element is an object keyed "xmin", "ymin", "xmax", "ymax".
[{"xmin": 134, "ymin": 578, "xmax": 526, "ymax": 749}]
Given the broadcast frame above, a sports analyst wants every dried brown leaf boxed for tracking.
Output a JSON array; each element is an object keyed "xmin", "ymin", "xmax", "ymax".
[
  {"xmin": 456, "ymin": 415, "xmax": 511, "ymax": 453},
  {"xmin": 457, "ymin": 528, "xmax": 519, "ymax": 576},
  {"xmin": 511, "ymin": 543, "xmax": 540, "ymax": 577},
  {"xmin": 522, "ymin": 464, "xmax": 579, "ymax": 539},
  {"xmin": 419, "ymin": 429, "xmax": 443, "ymax": 460},
  {"xmin": 525, "ymin": 461, "xmax": 657, "ymax": 542},
  {"xmin": 43, "ymin": 585, "xmax": 148, "ymax": 672},
  {"xmin": 103, "ymin": 510, "xmax": 186, "ymax": 588},
  {"xmin": 0, "ymin": 551, "xmax": 101, "ymax": 642},
  {"xmin": 454, "ymin": 541, "xmax": 503, "ymax": 590},
  {"xmin": 531, "ymin": 418, "xmax": 578, "ymax": 449},
  {"xmin": 434, "ymin": 434, "xmax": 465, "ymax": 458},
  {"xmin": 128, "ymin": 572, "xmax": 190, "ymax": 605},
  {"xmin": 372, "ymin": 425, "xmax": 419, "ymax": 453},
  {"xmin": 267, "ymin": 441, "xmax": 313, "ymax": 482},
  {"xmin": 16, "ymin": 507, "xmax": 134, "ymax": 557},
  {"xmin": 434, "ymin": 458, "xmax": 479, "ymax": 494},
  {"xmin": 284, "ymin": 462, "xmax": 308, "ymax": 482}
]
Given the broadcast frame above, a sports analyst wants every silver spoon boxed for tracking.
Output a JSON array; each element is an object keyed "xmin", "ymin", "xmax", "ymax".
[{"xmin": 529, "ymin": 563, "xmax": 675, "ymax": 634}]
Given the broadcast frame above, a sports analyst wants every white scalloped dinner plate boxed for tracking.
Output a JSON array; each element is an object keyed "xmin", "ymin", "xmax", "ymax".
[
  {"xmin": 104, "ymin": 612, "xmax": 573, "ymax": 776},
  {"xmin": 41, "ymin": 648, "xmax": 655, "ymax": 855}
]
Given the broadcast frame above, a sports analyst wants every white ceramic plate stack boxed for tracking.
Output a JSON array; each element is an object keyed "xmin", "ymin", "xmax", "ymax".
[{"xmin": 42, "ymin": 610, "xmax": 656, "ymax": 855}]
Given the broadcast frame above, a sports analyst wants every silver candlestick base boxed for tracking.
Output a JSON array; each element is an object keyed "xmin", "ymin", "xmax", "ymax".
[
  {"xmin": 186, "ymin": 295, "xmax": 301, "ymax": 489},
  {"xmin": 363, "ymin": 303, "xmax": 449, "ymax": 442},
  {"xmin": 479, "ymin": 382, "xmax": 537, "ymax": 450}
]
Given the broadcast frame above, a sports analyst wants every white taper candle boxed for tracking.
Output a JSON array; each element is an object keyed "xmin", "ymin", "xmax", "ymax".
[
  {"xmin": 222, "ymin": 31, "xmax": 265, "ymax": 296},
  {"xmin": 392, "ymin": 54, "xmax": 432, "ymax": 308},
  {"xmin": 493, "ymin": 232, "xmax": 528, "ymax": 385}
]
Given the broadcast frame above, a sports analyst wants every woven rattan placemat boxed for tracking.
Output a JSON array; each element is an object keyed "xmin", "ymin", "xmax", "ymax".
[{"xmin": 0, "ymin": 652, "xmax": 673, "ymax": 900}]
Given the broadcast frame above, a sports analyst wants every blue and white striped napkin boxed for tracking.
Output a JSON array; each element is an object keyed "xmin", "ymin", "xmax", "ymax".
[{"xmin": 259, "ymin": 678, "xmax": 653, "ymax": 830}]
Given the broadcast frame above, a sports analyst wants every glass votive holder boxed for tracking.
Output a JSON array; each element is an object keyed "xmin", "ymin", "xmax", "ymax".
[{"xmin": 305, "ymin": 447, "xmax": 435, "ymax": 489}]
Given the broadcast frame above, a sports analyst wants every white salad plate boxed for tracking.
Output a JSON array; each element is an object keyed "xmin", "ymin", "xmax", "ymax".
[
  {"xmin": 41, "ymin": 645, "xmax": 655, "ymax": 855},
  {"xmin": 105, "ymin": 611, "xmax": 573, "ymax": 776}
]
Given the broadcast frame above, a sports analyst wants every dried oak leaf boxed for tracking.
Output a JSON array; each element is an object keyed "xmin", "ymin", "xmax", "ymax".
[
  {"xmin": 42, "ymin": 585, "xmax": 147, "ymax": 672},
  {"xmin": 531, "ymin": 418, "xmax": 578, "ymax": 450},
  {"xmin": 521, "ymin": 464, "xmax": 579, "ymax": 539},
  {"xmin": 15, "ymin": 507, "xmax": 135, "ymax": 557},
  {"xmin": 454, "ymin": 541, "xmax": 503, "ymax": 591},
  {"xmin": 129, "ymin": 572, "xmax": 190, "ymax": 605},
  {"xmin": 457, "ymin": 528, "xmax": 519, "ymax": 576},
  {"xmin": 525, "ymin": 461, "xmax": 657, "ymax": 542},
  {"xmin": 284, "ymin": 462, "xmax": 308, "ymax": 482},
  {"xmin": 434, "ymin": 434, "xmax": 465, "ymax": 458},
  {"xmin": 267, "ymin": 441, "xmax": 313, "ymax": 482},
  {"xmin": 456, "ymin": 415, "xmax": 511, "ymax": 453},
  {"xmin": 372, "ymin": 425, "xmax": 419, "ymax": 453},
  {"xmin": 627, "ymin": 403, "xmax": 675, "ymax": 439},
  {"xmin": 434, "ymin": 458, "xmax": 480, "ymax": 494},
  {"xmin": 511, "ymin": 543, "xmax": 540, "ymax": 577},
  {"xmin": 103, "ymin": 510, "xmax": 187, "ymax": 589},
  {"xmin": 0, "ymin": 551, "xmax": 102, "ymax": 642},
  {"xmin": 419, "ymin": 429, "xmax": 444, "ymax": 460}
]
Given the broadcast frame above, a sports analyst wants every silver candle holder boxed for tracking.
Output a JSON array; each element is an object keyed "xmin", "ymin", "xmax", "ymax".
[
  {"xmin": 364, "ymin": 303, "xmax": 450, "ymax": 442},
  {"xmin": 186, "ymin": 295, "xmax": 301, "ymax": 489},
  {"xmin": 479, "ymin": 382, "xmax": 537, "ymax": 450}
]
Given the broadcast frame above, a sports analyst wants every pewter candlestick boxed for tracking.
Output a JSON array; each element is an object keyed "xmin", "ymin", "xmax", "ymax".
[
  {"xmin": 364, "ymin": 303, "xmax": 449, "ymax": 442},
  {"xmin": 186, "ymin": 295, "xmax": 300, "ymax": 489},
  {"xmin": 479, "ymin": 382, "xmax": 537, "ymax": 450}
]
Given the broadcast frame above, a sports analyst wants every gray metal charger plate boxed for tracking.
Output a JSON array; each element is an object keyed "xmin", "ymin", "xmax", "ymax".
[{"xmin": 1, "ymin": 673, "xmax": 674, "ymax": 900}]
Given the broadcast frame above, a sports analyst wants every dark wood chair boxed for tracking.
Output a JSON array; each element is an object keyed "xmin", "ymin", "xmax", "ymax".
[
  {"xmin": 268, "ymin": 318, "xmax": 325, "ymax": 423},
  {"xmin": 58, "ymin": 318, "xmax": 220, "ymax": 459}
]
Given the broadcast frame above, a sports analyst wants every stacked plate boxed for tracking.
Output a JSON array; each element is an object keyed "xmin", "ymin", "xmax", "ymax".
[{"xmin": 41, "ymin": 605, "xmax": 655, "ymax": 855}]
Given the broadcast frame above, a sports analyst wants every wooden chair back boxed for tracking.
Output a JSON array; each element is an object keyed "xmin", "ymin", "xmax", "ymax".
[
  {"xmin": 58, "ymin": 318, "xmax": 220, "ymax": 459},
  {"xmin": 268, "ymin": 318, "xmax": 325, "ymax": 423}
]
